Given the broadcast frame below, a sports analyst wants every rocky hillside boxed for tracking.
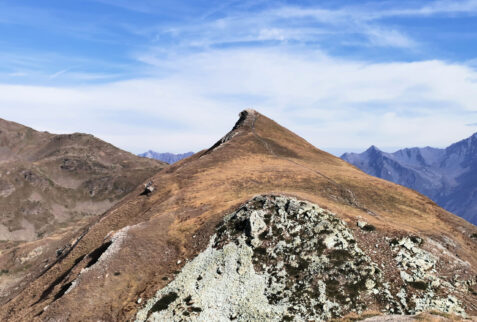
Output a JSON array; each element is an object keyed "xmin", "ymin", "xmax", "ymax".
[
  {"xmin": 1, "ymin": 111, "xmax": 475, "ymax": 321},
  {"xmin": 0, "ymin": 118, "xmax": 166, "ymax": 301},
  {"xmin": 0, "ymin": 118, "xmax": 166, "ymax": 241},
  {"xmin": 341, "ymin": 134, "xmax": 477, "ymax": 226},
  {"xmin": 138, "ymin": 151, "xmax": 194, "ymax": 164}
]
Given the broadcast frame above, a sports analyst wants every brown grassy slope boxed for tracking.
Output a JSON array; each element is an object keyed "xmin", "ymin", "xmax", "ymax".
[{"xmin": 1, "ymin": 110, "xmax": 476, "ymax": 321}]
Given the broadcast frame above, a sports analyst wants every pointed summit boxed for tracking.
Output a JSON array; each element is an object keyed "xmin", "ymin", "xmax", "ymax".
[
  {"xmin": 204, "ymin": 109, "xmax": 258, "ymax": 154},
  {"xmin": 203, "ymin": 108, "xmax": 323, "ymax": 160},
  {"xmin": 365, "ymin": 145, "xmax": 382, "ymax": 154}
]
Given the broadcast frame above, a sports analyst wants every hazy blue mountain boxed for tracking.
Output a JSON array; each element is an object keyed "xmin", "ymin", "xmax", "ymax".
[
  {"xmin": 139, "ymin": 151, "xmax": 194, "ymax": 164},
  {"xmin": 341, "ymin": 133, "xmax": 477, "ymax": 226}
]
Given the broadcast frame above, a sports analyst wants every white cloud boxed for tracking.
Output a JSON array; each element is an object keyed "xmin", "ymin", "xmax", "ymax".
[
  {"xmin": 49, "ymin": 68, "xmax": 71, "ymax": 79},
  {"xmin": 1, "ymin": 48, "xmax": 477, "ymax": 154},
  {"xmin": 406, "ymin": 0, "xmax": 477, "ymax": 16},
  {"xmin": 363, "ymin": 26, "xmax": 417, "ymax": 48},
  {"xmin": 274, "ymin": 1, "xmax": 477, "ymax": 21}
]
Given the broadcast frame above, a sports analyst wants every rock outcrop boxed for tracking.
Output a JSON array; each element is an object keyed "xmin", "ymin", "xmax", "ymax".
[{"xmin": 137, "ymin": 196, "xmax": 472, "ymax": 321}]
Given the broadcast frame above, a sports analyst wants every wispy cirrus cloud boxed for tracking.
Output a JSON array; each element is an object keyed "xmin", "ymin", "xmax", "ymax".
[
  {"xmin": 273, "ymin": 0, "xmax": 477, "ymax": 21},
  {"xmin": 395, "ymin": 0, "xmax": 477, "ymax": 16},
  {"xmin": 49, "ymin": 68, "xmax": 72, "ymax": 80},
  {"xmin": 139, "ymin": 3, "xmax": 420, "ymax": 50}
]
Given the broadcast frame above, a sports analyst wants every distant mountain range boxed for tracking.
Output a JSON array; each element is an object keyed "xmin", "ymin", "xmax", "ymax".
[
  {"xmin": 138, "ymin": 150, "xmax": 194, "ymax": 164},
  {"xmin": 342, "ymin": 132, "xmax": 477, "ymax": 226}
]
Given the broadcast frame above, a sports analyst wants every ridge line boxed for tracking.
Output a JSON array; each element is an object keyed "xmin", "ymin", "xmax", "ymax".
[{"xmin": 250, "ymin": 114, "xmax": 375, "ymax": 215}]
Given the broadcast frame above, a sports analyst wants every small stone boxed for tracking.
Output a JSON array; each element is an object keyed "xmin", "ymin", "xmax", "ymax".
[
  {"xmin": 177, "ymin": 260, "xmax": 182, "ymax": 265},
  {"xmin": 365, "ymin": 279, "xmax": 376, "ymax": 290},
  {"xmin": 400, "ymin": 270, "xmax": 413, "ymax": 282},
  {"xmin": 137, "ymin": 298, "xmax": 142, "ymax": 304},
  {"xmin": 141, "ymin": 182, "xmax": 155, "ymax": 195},
  {"xmin": 357, "ymin": 221, "xmax": 367, "ymax": 229}
]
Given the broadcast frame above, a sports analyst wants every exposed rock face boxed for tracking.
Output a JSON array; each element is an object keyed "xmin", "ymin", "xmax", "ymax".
[
  {"xmin": 390, "ymin": 237, "xmax": 467, "ymax": 316},
  {"xmin": 136, "ymin": 196, "xmax": 471, "ymax": 321}
]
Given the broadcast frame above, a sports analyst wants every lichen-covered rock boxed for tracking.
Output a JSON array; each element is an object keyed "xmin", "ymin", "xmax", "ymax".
[
  {"xmin": 136, "ymin": 236, "xmax": 286, "ymax": 321},
  {"xmin": 136, "ymin": 196, "xmax": 382, "ymax": 321},
  {"xmin": 135, "ymin": 195, "xmax": 470, "ymax": 321},
  {"xmin": 390, "ymin": 237, "xmax": 466, "ymax": 316}
]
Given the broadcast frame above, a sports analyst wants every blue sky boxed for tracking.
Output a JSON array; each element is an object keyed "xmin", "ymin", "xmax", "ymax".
[{"xmin": 1, "ymin": 0, "xmax": 477, "ymax": 154}]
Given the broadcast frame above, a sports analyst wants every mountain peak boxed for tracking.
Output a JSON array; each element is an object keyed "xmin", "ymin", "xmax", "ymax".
[
  {"xmin": 242, "ymin": 108, "xmax": 259, "ymax": 115},
  {"xmin": 234, "ymin": 108, "xmax": 259, "ymax": 129},
  {"xmin": 365, "ymin": 145, "xmax": 381, "ymax": 154},
  {"xmin": 203, "ymin": 109, "xmax": 261, "ymax": 155}
]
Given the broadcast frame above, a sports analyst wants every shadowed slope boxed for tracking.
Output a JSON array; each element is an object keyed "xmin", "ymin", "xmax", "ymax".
[{"xmin": 1, "ymin": 110, "xmax": 476, "ymax": 321}]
